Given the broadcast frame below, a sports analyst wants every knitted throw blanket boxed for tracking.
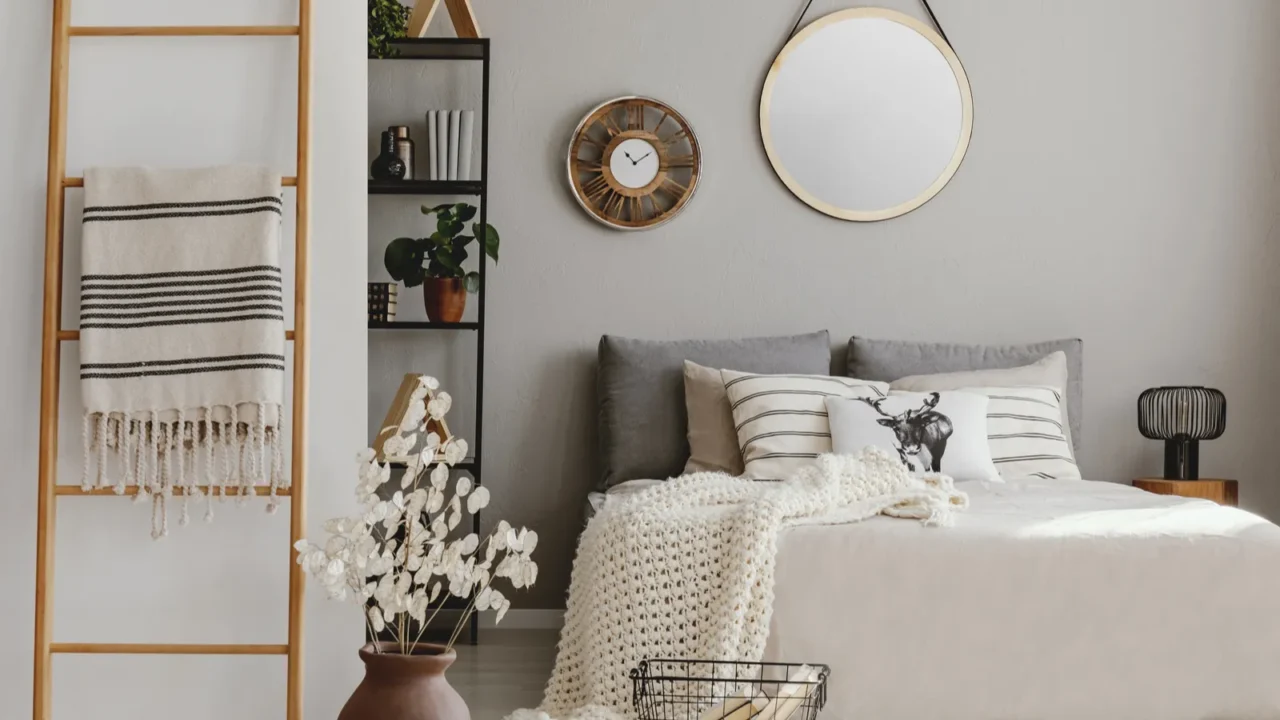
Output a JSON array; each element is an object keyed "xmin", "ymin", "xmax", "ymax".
[
  {"xmin": 80, "ymin": 166, "xmax": 287, "ymax": 537},
  {"xmin": 513, "ymin": 448, "xmax": 969, "ymax": 720}
]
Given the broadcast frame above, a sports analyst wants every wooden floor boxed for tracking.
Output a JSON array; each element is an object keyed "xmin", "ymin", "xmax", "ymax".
[{"xmin": 452, "ymin": 629, "xmax": 558, "ymax": 719}]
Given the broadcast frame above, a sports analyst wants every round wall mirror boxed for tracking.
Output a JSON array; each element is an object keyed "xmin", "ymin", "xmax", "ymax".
[{"xmin": 760, "ymin": 8, "xmax": 973, "ymax": 222}]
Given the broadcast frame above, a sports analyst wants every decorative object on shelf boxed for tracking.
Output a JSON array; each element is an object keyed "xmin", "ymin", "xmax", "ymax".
[
  {"xmin": 1133, "ymin": 478, "xmax": 1238, "ymax": 507},
  {"xmin": 567, "ymin": 96, "xmax": 701, "ymax": 231},
  {"xmin": 295, "ymin": 374, "xmax": 538, "ymax": 720},
  {"xmin": 383, "ymin": 202, "xmax": 500, "ymax": 323},
  {"xmin": 371, "ymin": 130, "xmax": 407, "ymax": 180},
  {"xmin": 426, "ymin": 111, "xmax": 439, "ymax": 180},
  {"xmin": 367, "ymin": 282, "xmax": 398, "ymax": 323},
  {"xmin": 458, "ymin": 110, "xmax": 475, "ymax": 180},
  {"xmin": 1138, "ymin": 386, "xmax": 1226, "ymax": 480},
  {"xmin": 391, "ymin": 125, "xmax": 416, "ymax": 180},
  {"xmin": 760, "ymin": 3, "xmax": 972, "ymax": 221},
  {"xmin": 373, "ymin": 373, "xmax": 452, "ymax": 462},
  {"xmin": 406, "ymin": 0, "xmax": 480, "ymax": 39},
  {"xmin": 368, "ymin": 0, "xmax": 411, "ymax": 58},
  {"xmin": 425, "ymin": 109, "xmax": 476, "ymax": 182}
]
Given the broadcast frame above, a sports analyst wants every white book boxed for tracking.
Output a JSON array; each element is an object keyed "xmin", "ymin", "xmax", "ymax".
[
  {"xmin": 447, "ymin": 110, "xmax": 461, "ymax": 181},
  {"xmin": 426, "ymin": 111, "xmax": 439, "ymax": 181},
  {"xmin": 436, "ymin": 110, "xmax": 449, "ymax": 180},
  {"xmin": 458, "ymin": 110, "xmax": 475, "ymax": 181}
]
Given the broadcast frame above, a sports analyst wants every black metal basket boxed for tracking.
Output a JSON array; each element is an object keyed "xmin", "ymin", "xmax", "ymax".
[{"xmin": 631, "ymin": 659, "xmax": 829, "ymax": 720}]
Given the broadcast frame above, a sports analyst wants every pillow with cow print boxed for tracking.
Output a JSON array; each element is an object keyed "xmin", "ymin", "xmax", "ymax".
[{"xmin": 825, "ymin": 390, "xmax": 1001, "ymax": 482}]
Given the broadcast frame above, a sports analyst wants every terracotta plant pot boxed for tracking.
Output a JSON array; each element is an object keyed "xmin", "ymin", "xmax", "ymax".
[
  {"xmin": 338, "ymin": 642, "xmax": 470, "ymax": 720},
  {"xmin": 423, "ymin": 278, "xmax": 467, "ymax": 324}
]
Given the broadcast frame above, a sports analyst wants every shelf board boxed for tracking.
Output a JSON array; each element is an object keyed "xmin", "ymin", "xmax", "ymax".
[
  {"xmin": 369, "ymin": 179, "xmax": 482, "ymax": 196},
  {"xmin": 388, "ymin": 459, "xmax": 478, "ymax": 474},
  {"xmin": 369, "ymin": 320, "xmax": 479, "ymax": 331},
  {"xmin": 371, "ymin": 38, "xmax": 488, "ymax": 61}
]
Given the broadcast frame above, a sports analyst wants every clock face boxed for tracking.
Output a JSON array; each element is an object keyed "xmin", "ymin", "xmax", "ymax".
[
  {"xmin": 567, "ymin": 96, "xmax": 701, "ymax": 231},
  {"xmin": 608, "ymin": 138, "xmax": 660, "ymax": 189}
]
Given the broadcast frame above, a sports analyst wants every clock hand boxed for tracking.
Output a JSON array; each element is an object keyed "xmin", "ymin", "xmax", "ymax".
[
  {"xmin": 635, "ymin": 151, "xmax": 653, "ymax": 163},
  {"xmin": 624, "ymin": 150, "xmax": 637, "ymax": 165}
]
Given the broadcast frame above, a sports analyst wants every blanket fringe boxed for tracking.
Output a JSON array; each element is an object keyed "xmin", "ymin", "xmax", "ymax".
[{"xmin": 84, "ymin": 403, "xmax": 285, "ymax": 538}]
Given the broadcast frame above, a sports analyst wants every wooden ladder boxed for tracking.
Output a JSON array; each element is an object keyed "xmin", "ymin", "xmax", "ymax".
[{"xmin": 33, "ymin": 2, "xmax": 312, "ymax": 719}]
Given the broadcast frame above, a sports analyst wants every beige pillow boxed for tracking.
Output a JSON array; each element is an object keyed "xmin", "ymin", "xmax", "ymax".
[
  {"xmin": 682, "ymin": 360, "xmax": 744, "ymax": 475},
  {"xmin": 890, "ymin": 352, "xmax": 1074, "ymax": 458}
]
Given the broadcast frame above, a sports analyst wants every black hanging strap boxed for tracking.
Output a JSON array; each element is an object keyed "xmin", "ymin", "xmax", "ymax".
[{"xmin": 786, "ymin": 0, "xmax": 953, "ymax": 48}]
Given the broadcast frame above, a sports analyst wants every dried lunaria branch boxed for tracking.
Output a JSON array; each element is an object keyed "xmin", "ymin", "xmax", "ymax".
[{"xmin": 294, "ymin": 375, "xmax": 537, "ymax": 654}]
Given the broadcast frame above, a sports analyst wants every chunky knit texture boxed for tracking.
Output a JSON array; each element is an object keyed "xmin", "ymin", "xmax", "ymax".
[{"xmin": 510, "ymin": 447, "xmax": 968, "ymax": 720}]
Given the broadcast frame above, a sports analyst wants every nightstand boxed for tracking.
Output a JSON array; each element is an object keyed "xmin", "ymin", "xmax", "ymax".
[{"xmin": 1133, "ymin": 478, "xmax": 1238, "ymax": 507}]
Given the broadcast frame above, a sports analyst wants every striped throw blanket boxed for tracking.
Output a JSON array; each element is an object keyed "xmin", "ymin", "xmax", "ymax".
[{"xmin": 80, "ymin": 166, "xmax": 287, "ymax": 537}]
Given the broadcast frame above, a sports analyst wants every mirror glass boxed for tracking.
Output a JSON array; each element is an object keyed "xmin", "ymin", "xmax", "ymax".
[{"xmin": 761, "ymin": 9, "xmax": 973, "ymax": 221}]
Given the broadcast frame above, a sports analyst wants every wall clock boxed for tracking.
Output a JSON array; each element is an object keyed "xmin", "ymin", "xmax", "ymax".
[{"xmin": 566, "ymin": 96, "xmax": 701, "ymax": 231}]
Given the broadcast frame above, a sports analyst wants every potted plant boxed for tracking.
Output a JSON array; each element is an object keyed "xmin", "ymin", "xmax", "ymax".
[
  {"xmin": 384, "ymin": 203, "xmax": 500, "ymax": 324},
  {"xmin": 295, "ymin": 375, "xmax": 536, "ymax": 720},
  {"xmin": 368, "ymin": 0, "xmax": 410, "ymax": 59}
]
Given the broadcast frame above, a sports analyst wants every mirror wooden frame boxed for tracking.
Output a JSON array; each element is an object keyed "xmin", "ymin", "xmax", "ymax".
[{"xmin": 760, "ymin": 7, "xmax": 974, "ymax": 222}]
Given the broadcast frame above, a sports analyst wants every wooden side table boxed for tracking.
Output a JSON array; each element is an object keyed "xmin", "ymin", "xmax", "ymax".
[{"xmin": 1133, "ymin": 478, "xmax": 1238, "ymax": 507}]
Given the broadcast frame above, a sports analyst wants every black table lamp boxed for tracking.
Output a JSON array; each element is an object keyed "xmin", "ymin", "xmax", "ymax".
[{"xmin": 1137, "ymin": 386, "xmax": 1226, "ymax": 480}]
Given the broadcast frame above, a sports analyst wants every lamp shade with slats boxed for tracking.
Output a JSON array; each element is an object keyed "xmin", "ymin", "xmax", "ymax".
[{"xmin": 1137, "ymin": 386, "xmax": 1226, "ymax": 440}]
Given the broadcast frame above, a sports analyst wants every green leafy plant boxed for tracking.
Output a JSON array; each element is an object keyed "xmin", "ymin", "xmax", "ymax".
[
  {"xmin": 369, "ymin": 0, "xmax": 410, "ymax": 59},
  {"xmin": 384, "ymin": 203, "xmax": 500, "ymax": 293}
]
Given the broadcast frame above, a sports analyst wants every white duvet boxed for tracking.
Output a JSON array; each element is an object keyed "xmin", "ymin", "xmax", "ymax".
[{"xmin": 766, "ymin": 478, "xmax": 1280, "ymax": 720}]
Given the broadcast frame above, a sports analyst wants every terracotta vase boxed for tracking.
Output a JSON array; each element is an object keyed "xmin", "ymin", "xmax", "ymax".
[
  {"xmin": 337, "ymin": 642, "xmax": 470, "ymax": 720},
  {"xmin": 423, "ymin": 278, "xmax": 467, "ymax": 323}
]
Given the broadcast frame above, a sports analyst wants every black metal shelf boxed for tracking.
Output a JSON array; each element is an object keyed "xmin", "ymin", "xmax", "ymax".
[
  {"xmin": 368, "ymin": 30, "xmax": 490, "ymax": 647},
  {"xmin": 369, "ymin": 320, "xmax": 480, "ymax": 331},
  {"xmin": 369, "ymin": 179, "xmax": 482, "ymax": 196},
  {"xmin": 388, "ymin": 459, "xmax": 478, "ymax": 474},
  {"xmin": 371, "ymin": 38, "xmax": 488, "ymax": 61}
]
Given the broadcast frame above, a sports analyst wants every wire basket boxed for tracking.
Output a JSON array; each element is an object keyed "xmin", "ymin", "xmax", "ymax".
[{"xmin": 631, "ymin": 659, "xmax": 829, "ymax": 720}]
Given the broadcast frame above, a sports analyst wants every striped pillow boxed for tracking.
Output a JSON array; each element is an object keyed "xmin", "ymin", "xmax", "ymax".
[
  {"xmin": 720, "ymin": 370, "xmax": 890, "ymax": 480},
  {"xmin": 962, "ymin": 385, "xmax": 1081, "ymax": 480}
]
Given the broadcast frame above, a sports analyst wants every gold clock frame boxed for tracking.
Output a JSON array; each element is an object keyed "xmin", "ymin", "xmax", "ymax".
[{"xmin": 566, "ymin": 96, "xmax": 701, "ymax": 231}]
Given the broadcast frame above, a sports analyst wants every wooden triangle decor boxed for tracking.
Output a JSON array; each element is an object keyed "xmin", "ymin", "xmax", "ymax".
[
  {"xmin": 374, "ymin": 373, "xmax": 455, "ymax": 463},
  {"xmin": 407, "ymin": 0, "xmax": 480, "ymax": 39}
]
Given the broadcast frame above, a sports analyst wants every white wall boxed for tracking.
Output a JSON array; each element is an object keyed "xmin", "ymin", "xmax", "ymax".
[
  {"xmin": 366, "ymin": 0, "xmax": 1280, "ymax": 609},
  {"xmin": 0, "ymin": 1, "xmax": 365, "ymax": 718}
]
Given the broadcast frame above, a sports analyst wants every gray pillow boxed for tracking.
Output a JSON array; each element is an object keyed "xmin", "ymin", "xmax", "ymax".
[
  {"xmin": 847, "ymin": 337, "xmax": 1084, "ymax": 455},
  {"xmin": 598, "ymin": 331, "xmax": 831, "ymax": 489}
]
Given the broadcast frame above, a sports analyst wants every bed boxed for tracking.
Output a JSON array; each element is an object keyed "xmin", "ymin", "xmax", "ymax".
[{"xmin": 593, "ymin": 333, "xmax": 1280, "ymax": 719}]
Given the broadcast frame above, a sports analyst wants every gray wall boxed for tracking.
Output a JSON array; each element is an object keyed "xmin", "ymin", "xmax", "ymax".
[{"xmin": 370, "ymin": 0, "xmax": 1280, "ymax": 609}]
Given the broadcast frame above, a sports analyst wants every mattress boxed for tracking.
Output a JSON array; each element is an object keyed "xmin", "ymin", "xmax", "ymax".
[{"xmin": 765, "ymin": 478, "xmax": 1280, "ymax": 720}]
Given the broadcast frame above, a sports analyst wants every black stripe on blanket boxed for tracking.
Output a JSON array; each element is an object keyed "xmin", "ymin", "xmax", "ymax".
[
  {"xmin": 81, "ymin": 275, "xmax": 282, "ymax": 291},
  {"xmin": 81, "ymin": 353, "xmax": 286, "ymax": 370},
  {"xmin": 80, "ymin": 284, "xmax": 283, "ymax": 301},
  {"xmin": 82, "ymin": 205, "xmax": 283, "ymax": 223},
  {"xmin": 79, "ymin": 313, "xmax": 284, "ymax": 330},
  {"xmin": 81, "ymin": 363, "xmax": 286, "ymax": 380},
  {"xmin": 80, "ymin": 303, "xmax": 283, "ymax": 321},
  {"xmin": 81, "ymin": 265, "xmax": 281, "ymax": 282},
  {"xmin": 81, "ymin": 294, "xmax": 283, "ymax": 311},
  {"xmin": 82, "ymin": 196, "xmax": 283, "ymax": 213}
]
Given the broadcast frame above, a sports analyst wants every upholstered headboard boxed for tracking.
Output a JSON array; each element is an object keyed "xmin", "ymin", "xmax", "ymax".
[{"xmin": 595, "ymin": 333, "xmax": 1084, "ymax": 489}]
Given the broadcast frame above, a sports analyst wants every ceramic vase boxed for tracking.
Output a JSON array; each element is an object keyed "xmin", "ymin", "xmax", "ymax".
[{"xmin": 337, "ymin": 642, "xmax": 470, "ymax": 720}]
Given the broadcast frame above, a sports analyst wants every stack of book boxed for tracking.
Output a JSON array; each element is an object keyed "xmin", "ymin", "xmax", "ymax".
[
  {"xmin": 425, "ymin": 109, "xmax": 476, "ymax": 181},
  {"xmin": 367, "ymin": 282, "xmax": 398, "ymax": 323}
]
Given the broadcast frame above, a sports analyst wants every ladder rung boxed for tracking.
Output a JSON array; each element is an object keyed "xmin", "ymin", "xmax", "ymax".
[
  {"xmin": 51, "ymin": 643, "xmax": 289, "ymax": 655},
  {"xmin": 58, "ymin": 329, "xmax": 296, "ymax": 341},
  {"xmin": 64, "ymin": 176, "xmax": 298, "ymax": 188},
  {"xmin": 70, "ymin": 25, "xmax": 299, "ymax": 37},
  {"xmin": 57, "ymin": 485, "xmax": 292, "ymax": 497}
]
